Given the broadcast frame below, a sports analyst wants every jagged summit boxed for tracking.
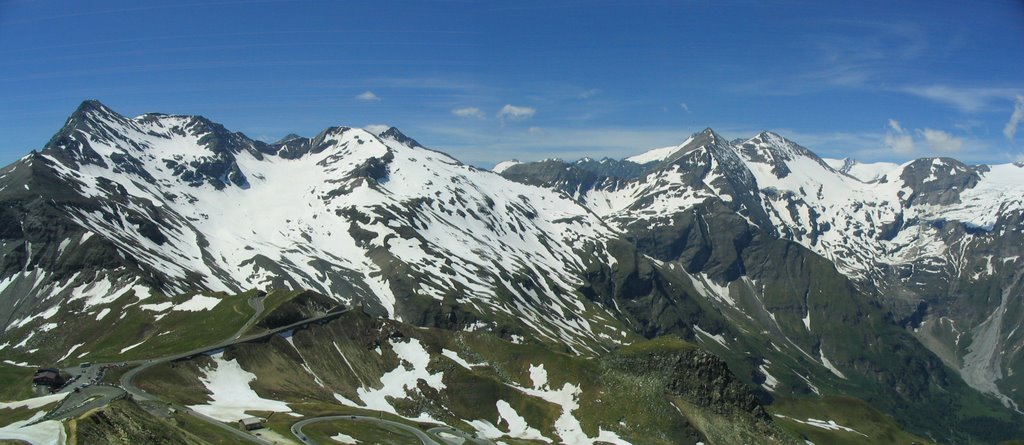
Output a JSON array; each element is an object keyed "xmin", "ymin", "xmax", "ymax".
[
  {"xmin": 3, "ymin": 100, "xmax": 623, "ymax": 353},
  {"xmin": 378, "ymin": 126, "xmax": 423, "ymax": 148},
  {"xmin": 623, "ymin": 128, "xmax": 724, "ymax": 165},
  {"xmin": 73, "ymin": 99, "xmax": 118, "ymax": 117},
  {"xmin": 274, "ymin": 133, "xmax": 304, "ymax": 144}
]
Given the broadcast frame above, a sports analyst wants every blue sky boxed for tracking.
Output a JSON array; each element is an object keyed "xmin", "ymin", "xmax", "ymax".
[{"xmin": 1, "ymin": 0, "xmax": 1022, "ymax": 167}]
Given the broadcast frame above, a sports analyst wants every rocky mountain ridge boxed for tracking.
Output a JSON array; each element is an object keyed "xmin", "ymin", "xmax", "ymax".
[
  {"xmin": 500, "ymin": 127, "xmax": 1024, "ymax": 419},
  {"xmin": 0, "ymin": 101, "xmax": 1022, "ymax": 443}
]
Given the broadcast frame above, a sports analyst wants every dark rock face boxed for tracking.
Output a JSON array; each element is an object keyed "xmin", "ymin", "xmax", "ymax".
[
  {"xmin": 257, "ymin": 290, "xmax": 337, "ymax": 329},
  {"xmin": 500, "ymin": 156, "xmax": 647, "ymax": 202},
  {"xmin": 379, "ymin": 127, "xmax": 423, "ymax": 148},
  {"xmin": 608, "ymin": 344, "xmax": 786, "ymax": 443},
  {"xmin": 665, "ymin": 348, "xmax": 770, "ymax": 421},
  {"xmin": 899, "ymin": 158, "xmax": 980, "ymax": 206}
]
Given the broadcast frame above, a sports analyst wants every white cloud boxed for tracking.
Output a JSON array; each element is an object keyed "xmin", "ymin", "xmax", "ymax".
[
  {"xmin": 885, "ymin": 119, "xmax": 915, "ymax": 154},
  {"xmin": 680, "ymin": 103, "xmax": 691, "ymax": 113},
  {"xmin": 355, "ymin": 91, "xmax": 380, "ymax": 102},
  {"xmin": 918, "ymin": 128, "xmax": 963, "ymax": 152},
  {"xmin": 528, "ymin": 127, "xmax": 544, "ymax": 135},
  {"xmin": 497, "ymin": 104, "xmax": 536, "ymax": 121},
  {"xmin": 451, "ymin": 107, "xmax": 485, "ymax": 119},
  {"xmin": 900, "ymin": 85, "xmax": 1020, "ymax": 113},
  {"xmin": 579, "ymin": 89, "xmax": 599, "ymax": 99},
  {"xmin": 1004, "ymin": 95, "xmax": 1024, "ymax": 140}
]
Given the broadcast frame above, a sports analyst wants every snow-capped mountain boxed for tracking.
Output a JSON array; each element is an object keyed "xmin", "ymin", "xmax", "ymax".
[
  {"xmin": 822, "ymin": 157, "xmax": 899, "ymax": 182},
  {"xmin": 0, "ymin": 100, "xmax": 629, "ymax": 354},
  {"xmin": 2, "ymin": 102, "xmax": 1023, "ymax": 443},
  {"xmin": 501, "ymin": 128, "xmax": 1024, "ymax": 416}
]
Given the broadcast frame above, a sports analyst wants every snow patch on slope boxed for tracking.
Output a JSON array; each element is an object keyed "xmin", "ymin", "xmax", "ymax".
[
  {"xmin": 173, "ymin": 294, "xmax": 221, "ymax": 312},
  {"xmin": 509, "ymin": 364, "xmax": 630, "ymax": 445},
  {"xmin": 188, "ymin": 351, "xmax": 292, "ymax": 421},
  {"xmin": 492, "ymin": 160, "xmax": 521, "ymax": 174},
  {"xmin": 0, "ymin": 412, "xmax": 66, "ymax": 445},
  {"xmin": 347, "ymin": 338, "xmax": 445, "ymax": 422},
  {"xmin": 625, "ymin": 137, "xmax": 692, "ymax": 164}
]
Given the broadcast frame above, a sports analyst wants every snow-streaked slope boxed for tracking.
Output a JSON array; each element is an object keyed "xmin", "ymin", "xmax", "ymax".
[
  {"xmin": 6, "ymin": 101, "xmax": 628, "ymax": 352},
  {"xmin": 624, "ymin": 136, "xmax": 693, "ymax": 164},
  {"xmin": 824, "ymin": 158, "xmax": 899, "ymax": 182},
  {"xmin": 492, "ymin": 159, "xmax": 521, "ymax": 174},
  {"xmin": 583, "ymin": 129, "xmax": 763, "ymax": 228},
  {"xmin": 736, "ymin": 133, "xmax": 1024, "ymax": 281},
  {"xmin": 937, "ymin": 163, "xmax": 1024, "ymax": 231}
]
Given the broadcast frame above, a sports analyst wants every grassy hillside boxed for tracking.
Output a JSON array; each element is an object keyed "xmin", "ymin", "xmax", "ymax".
[{"xmin": 135, "ymin": 309, "xmax": 806, "ymax": 444}]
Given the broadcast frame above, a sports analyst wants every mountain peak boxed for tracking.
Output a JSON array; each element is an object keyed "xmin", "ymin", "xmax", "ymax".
[
  {"xmin": 275, "ymin": 133, "xmax": 304, "ymax": 144},
  {"xmin": 378, "ymin": 126, "xmax": 422, "ymax": 148},
  {"xmin": 700, "ymin": 127, "xmax": 725, "ymax": 143},
  {"xmin": 74, "ymin": 99, "xmax": 114, "ymax": 115},
  {"xmin": 69, "ymin": 99, "xmax": 125, "ymax": 124}
]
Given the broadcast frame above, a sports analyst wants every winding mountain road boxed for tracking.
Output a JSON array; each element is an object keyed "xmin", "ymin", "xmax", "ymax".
[
  {"xmin": 232, "ymin": 293, "xmax": 267, "ymax": 340},
  {"xmin": 34, "ymin": 305, "xmax": 347, "ymax": 445},
  {"xmin": 119, "ymin": 308, "xmax": 349, "ymax": 402},
  {"xmin": 290, "ymin": 415, "xmax": 497, "ymax": 445},
  {"xmin": 35, "ymin": 304, "xmax": 498, "ymax": 445},
  {"xmin": 291, "ymin": 415, "xmax": 439, "ymax": 445}
]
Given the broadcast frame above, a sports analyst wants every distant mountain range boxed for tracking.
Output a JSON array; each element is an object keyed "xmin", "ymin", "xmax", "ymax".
[{"xmin": 1, "ymin": 100, "xmax": 1022, "ymax": 444}]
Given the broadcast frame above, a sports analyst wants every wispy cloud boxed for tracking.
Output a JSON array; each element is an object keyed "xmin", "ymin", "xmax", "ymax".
[
  {"xmin": 1005, "ymin": 95, "xmax": 1024, "ymax": 140},
  {"xmin": 578, "ymin": 89, "xmax": 599, "ymax": 99},
  {"xmin": 497, "ymin": 104, "xmax": 535, "ymax": 121},
  {"xmin": 899, "ymin": 85, "xmax": 1021, "ymax": 113},
  {"xmin": 355, "ymin": 90, "xmax": 380, "ymax": 102},
  {"xmin": 420, "ymin": 125, "xmax": 690, "ymax": 166},
  {"xmin": 680, "ymin": 102, "xmax": 691, "ymax": 113},
  {"xmin": 451, "ymin": 107, "xmax": 485, "ymax": 119},
  {"xmin": 918, "ymin": 128, "xmax": 963, "ymax": 152},
  {"xmin": 737, "ymin": 20, "xmax": 929, "ymax": 96},
  {"xmin": 884, "ymin": 119, "xmax": 915, "ymax": 154}
]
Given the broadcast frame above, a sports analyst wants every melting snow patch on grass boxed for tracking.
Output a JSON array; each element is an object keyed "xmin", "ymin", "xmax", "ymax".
[
  {"xmin": 347, "ymin": 338, "xmax": 445, "ymax": 422},
  {"xmin": 0, "ymin": 392, "xmax": 68, "ymax": 410},
  {"xmin": 57, "ymin": 343, "xmax": 85, "ymax": 362},
  {"xmin": 775, "ymin": 415, "xmax": 867, "ymax": 437},
  {"xmin": 819, "ymin": 351, "xmax": 846, "ymax": 379},
  {"xmin": 441, "ymin": 349, "xmax": 483, "ymax": 369},
  {"xmin": 0, "ymin": 412, "xmax": 66, "ymax": 445},
  {"xmin": 467, "ymin": 419, "xmax": 505, "ymax": 440},
  {"xmin": 120, "ymin": 340, "xmax": 146, "ymax": 354},
  {"xmin": 467, "ymin": 399, "xmax": 552, "ymax": 442},
  {"xmin": 693, "ymin": 325, "xmax": 728, "ymax": 348},
  {"xmin": 510, "ymin": 363, "xmax": 631, "ymax": 445},
  {"xmin": 140, "ymin": 301, "xmax": 172, "ymax": 312},
  {"xmin": 187, "ymin": 351, "xmax": 292, "ymax": 422},
  {"xmin": 529, "ymin": 363, "xmax": 548, "ymax": 389},
  {"xmin": 496, "ymin": 400, "xmax": 551, "ymax": 442},
  {"xmin": 331, "ymin": 432, "xmax": 358, "ymax": 444},
  {"xmin": 173, "ymin": 294, "xmax": 221, "ymax": 312},
  {"xmin": 2, "ymin": 360, "xmax": 32, "ymax": 367},
  {"xmin": 759, "ymin": 364, "xmax": 780, "ymax": 391}
]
